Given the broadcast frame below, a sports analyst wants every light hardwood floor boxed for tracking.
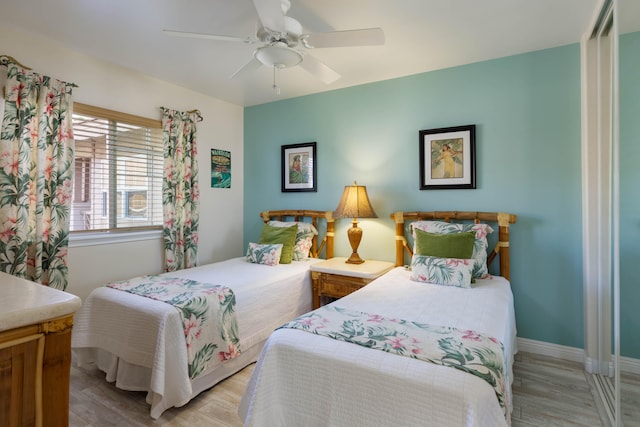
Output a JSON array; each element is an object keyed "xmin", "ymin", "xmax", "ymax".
[
  {"xmin": 621, "ymin": 370, "xmax": 640, "ymax": 426},
  {"xmin": 70, "ymin": 352, "xmax": 636, "ymax": 426}
]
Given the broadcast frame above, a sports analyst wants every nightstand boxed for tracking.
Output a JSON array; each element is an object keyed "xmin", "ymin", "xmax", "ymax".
[{"xmin": 310, "ymin": 257, "xmax": 395, "ymax": 309}]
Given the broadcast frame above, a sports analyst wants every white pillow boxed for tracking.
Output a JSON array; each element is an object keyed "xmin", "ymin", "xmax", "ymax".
[
  {"xmin": 410, "ymin": 254, "xmax": 474, "ymax": 288},
  {"xmin": 246, "ymin": 242, "xmax": 283, "ymax": 266}
]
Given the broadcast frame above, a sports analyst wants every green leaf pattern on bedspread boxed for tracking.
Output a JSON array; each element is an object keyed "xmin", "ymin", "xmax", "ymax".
[
  {"xmin": 107, "ymin": 275, "xmax": 241, "ymax": 379},
  {"xmin": 279, "ymin": 306, "xmax": 509, "ymax": 424}
]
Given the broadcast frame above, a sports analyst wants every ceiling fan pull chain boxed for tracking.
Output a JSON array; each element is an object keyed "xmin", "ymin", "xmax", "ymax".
[{"xmin": 272, "ymin": 65, "xmax": 281, "ymax": 96}]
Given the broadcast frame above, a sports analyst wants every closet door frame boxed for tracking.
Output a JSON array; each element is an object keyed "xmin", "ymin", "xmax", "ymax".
[{"xmin": 581, "ymin": 0, "xmax": 620, "ymax": 424}]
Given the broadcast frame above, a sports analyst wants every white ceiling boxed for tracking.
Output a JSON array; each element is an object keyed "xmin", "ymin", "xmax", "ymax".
[{"xmin": 0, "ymin": 0, "xmax": 604, "ymax": 107}]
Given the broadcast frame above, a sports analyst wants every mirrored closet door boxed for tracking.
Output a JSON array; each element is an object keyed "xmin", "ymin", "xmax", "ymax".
[
  {"xmin": 582, "ymin": 0, "xmax": 619, "ymax": 424},
  {"xmin": 586, "ymin": 0, "xmax": 640, "ymax": 424},
  {"xmin": 618, "ymin": 0, "xmax": 640, "ymax": 424}
]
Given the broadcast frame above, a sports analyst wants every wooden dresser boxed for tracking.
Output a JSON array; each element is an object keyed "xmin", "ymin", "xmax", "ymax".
[{"xmin": 0, "ymin": 272, "xmax": 81, "ymax": 427}]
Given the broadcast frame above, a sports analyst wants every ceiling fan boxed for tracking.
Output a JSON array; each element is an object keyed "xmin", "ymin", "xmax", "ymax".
[{"xmin": 164, "ymin": 0, "xmax": 384, "ymax": 93}]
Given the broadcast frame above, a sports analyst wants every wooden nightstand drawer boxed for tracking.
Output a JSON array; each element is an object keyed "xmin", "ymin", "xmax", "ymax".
[
  {"xmin": 319, "ymin": 273, "xmax": 368, "ymax": 297},
  {"xmin": 310, "ymin": 257, "xmax": 395, "ymax": 308}
]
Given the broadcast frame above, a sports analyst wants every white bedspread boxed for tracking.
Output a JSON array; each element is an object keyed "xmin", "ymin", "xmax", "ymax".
[
  {"xmin": 239, "ymin": 266, "xmax": 517, "ymax": 427},
  {"xmin": 72, "ymin": 256, "xmax": 319, "ymax": 418}
]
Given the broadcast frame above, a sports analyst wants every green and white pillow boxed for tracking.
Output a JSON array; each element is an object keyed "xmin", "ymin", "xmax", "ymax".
[
  {"xmin": 268, "ymin": 220, "xmax": 318, "ymax": 261},
  {"xmin": 246, "ymin": 242, "xmax": 283, "ymax": 266},
  {"xmin": 410, "ymin": 254, "xmax": 474, "ymax": 288},
  {"xmin": 258, "ymin": 223, "xmax": 298, "ymax": 264},
  {"xmin": 411, "ymin": 221, "xmax": 493, "ymax": 279}
]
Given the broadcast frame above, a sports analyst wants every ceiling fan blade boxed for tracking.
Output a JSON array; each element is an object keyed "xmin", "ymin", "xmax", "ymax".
[
  {"xmin": 252, "ymin": 0, "xmax": 286, "ymax": 33},
  {"xmin": 304, "ymin": 28, "xmax": 385, "ymax": 49},
  {"xmin": 230, "ymin": 56, "xmax": 263, "ymax": 80},
  {"xmin": 299, "ymin": 54, "xmax": 341, "ymax": 84},
  {"xmin": 163, "ymin": 29, "xmax": 255, "ymax": 44}
]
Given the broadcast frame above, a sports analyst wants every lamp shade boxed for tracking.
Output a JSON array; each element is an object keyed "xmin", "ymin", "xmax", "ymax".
[{"xmin": 334, "ymin": 182, "xmax": 377, "ymax": 219}]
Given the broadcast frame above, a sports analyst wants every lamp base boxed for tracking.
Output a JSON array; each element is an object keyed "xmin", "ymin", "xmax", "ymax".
[
  {"xmin": 345, "ymin": 252, "xmax": 365, "ymax": 264},
  {"xmin": 345, "ymin": 220, "xmax": 365, "ymax": 264}
]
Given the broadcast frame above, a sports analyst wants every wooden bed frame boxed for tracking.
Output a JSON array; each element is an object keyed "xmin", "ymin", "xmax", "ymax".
[
  {"xmin": 260, "ymin": 210, "xmax": 335, "ymax": 259},
  {"xmin": 391, "ymin": 211, "xmax": 517, "ymax": 280}
]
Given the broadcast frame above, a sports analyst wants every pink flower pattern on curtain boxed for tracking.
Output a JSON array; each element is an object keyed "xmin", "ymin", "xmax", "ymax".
[
  {"xmin": 161, "ymin": 108, "xmax": 201, "ymax": 272},
  {"xmin": 0, "ymin": 56, "xmax": 75, "ymax": 290}
]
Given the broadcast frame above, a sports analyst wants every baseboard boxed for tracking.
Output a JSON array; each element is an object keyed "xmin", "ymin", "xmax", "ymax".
[
  {"xmin": 585, "ymin": 356, "xmax": 615, "ymax": 376},
  {"xmin": 517, "ymin": 337, "xmax": 640, "ymax": 375},
  {"xmin": 620, "ymin": 355, "xmax": 640, "ymax": 375},
  {"xmin": 517, "ymin": 337, "xmax": 584, "ymax": 363}
]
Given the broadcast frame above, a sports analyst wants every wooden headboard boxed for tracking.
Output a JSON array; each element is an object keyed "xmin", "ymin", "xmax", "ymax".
[
  {"xmin": 390, "ymin": 211, "xmax": 517, "ymax": 280},
  {"xmin": 260, "ymin": 210, "xmax": 335, "ymax": 259}
]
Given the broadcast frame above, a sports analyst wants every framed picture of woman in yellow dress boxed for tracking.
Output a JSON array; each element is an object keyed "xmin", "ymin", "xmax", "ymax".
[
  {"xmin": 281, "ymin": 142, "xmax": 317, "ymax": 192},
  {"xmin": 419, "ymin": 124, "xmax": 476, "ymax": 190}
]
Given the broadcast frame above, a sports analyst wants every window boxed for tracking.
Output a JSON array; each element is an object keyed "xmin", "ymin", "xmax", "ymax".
[{"xmin": 70, "ymin": 103, "xmax": 163, "ymax": 232}]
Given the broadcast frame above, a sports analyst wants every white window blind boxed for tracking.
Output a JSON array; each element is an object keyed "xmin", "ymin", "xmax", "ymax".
[{"xmin": 70, "ymin": 103, "xmax": 164, "ymax": 232}]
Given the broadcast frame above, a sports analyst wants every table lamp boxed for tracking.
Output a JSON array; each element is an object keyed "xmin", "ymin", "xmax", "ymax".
[{"xmin": 333, "ymin": 181, "xmax": 377, "ymax": 264}]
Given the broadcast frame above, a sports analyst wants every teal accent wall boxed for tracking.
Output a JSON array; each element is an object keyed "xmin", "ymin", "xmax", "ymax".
[
  {"xmin": 620, "ymin": 31, "xmax": 640, "ymax": 359},
  {"xmin": 244, "ymin": 44, "xmax": 584, "ymax": 349}
]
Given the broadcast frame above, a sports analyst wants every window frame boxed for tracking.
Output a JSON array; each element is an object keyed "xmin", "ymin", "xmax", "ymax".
[{"xmin": 69, "ymin": 103, "xmax": 164, "ymax": 246}]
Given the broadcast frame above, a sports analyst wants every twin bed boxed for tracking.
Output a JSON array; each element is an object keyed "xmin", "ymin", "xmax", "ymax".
[
  {"xmin": 71, "ymin": 209, "xmax": 335, "ymax": 419},
  {"xmin": 72, "ymin": 209, "xmax": 517, "ymax": 426},
  {"xmin": 239, "ymin": 211, "xmax": 517, "ymax": 426}
]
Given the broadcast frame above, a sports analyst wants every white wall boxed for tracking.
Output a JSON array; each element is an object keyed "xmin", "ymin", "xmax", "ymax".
[{"xmin": 0, "ymin": 25, "xmax": 244, "ymax": 302}]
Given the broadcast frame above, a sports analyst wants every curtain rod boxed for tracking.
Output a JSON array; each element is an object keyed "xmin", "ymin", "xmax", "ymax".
[
  {"xmin": 0, "ymin": 55, "xmax": 79, "ymax": 87},
  {"xmin": 188, "ymin": 109, "xmax": 204, "ymax": 122},
  {"xmin": 0, "ymin": 55, "xmax": 32, "ymax": 70},
  {"xmin": 161, "ymin": 106, "xmax": 204, "ymax": 122}
]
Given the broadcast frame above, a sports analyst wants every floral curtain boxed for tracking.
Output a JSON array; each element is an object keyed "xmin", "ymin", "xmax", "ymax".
[
  {"xmin": 0, "ymin": 56, "xmax": 75, "ymax": 290},
  {"xmin": 161, "ymin": 107, "xmax": 201, "ymax": 272}
]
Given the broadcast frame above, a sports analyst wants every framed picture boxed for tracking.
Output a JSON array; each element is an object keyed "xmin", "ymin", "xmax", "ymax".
[
  {"xmin": 419, "ymin": 124, "xmax": 476, "ymax": 190},
  {"xmin": 211, "ymin": 148, "xmax": 231, "ymax": 188},
  {"xmin": 282, "ymin": 142, "xmax": 317, "ymax": 192}
]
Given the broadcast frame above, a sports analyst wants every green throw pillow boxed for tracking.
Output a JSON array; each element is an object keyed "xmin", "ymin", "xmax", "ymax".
[
  {"xmin": 259, "ymin": 223, "xmax": 298, "ymax": 264},
  {"xmin": 414, "ymin": 229, "xmax": 475, "ymax": 259}
]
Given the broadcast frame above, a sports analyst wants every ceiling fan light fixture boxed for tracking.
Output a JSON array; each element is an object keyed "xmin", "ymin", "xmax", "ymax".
[{"xmin": 255, "ymin": 43, "xmax": 302, "ymax": 68}]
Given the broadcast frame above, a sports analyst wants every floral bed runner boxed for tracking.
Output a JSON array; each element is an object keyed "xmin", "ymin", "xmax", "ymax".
[
  {"xmin": 278, "ymin": 306, "xmax": 509, "ymax": 424},
  {"xmin": 107, "ymin": 275, "xmax": 241, "ymax": 379}
]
